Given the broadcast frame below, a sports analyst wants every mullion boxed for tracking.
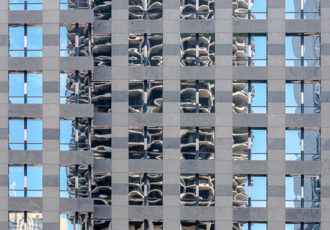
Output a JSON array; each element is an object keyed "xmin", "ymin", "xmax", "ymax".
[
  {"xmin": 24, "ymin": 24, "xmax": 27, "ymax": 57},
  {"xmin": 248, "ymin": 34, "xmax": 252, "ymax": 66},
  {"xmin": 75, "ymin": 118, "xmax": 79, "ymax": 150},
  {"xmin": 24, "ymin": 71, "xmax": 27, "ymax": 104},
  {"xmin": 24, "ymin": 165, "xmax": 27, "ymax": 197},
  {"xmin": 24, "ymin": 0, "xmax": 27, "ymax": 10},
  {"xmin": 144, "ymin": 173, "xmax": 147, "ymax": 205},
  {"xmin": 301, "ymin": 81, "xmax": 304, "ymax": 113},
  {"xmin": 143, "ymin": 0, "xmax": 148, "ymax": 20},
  {"xmin": 301, "ymin": 34, "xmax": 304, "ymax": 66},
  {"xmin": 247, "ymin": 0, "xmax": 251, "ymax": 19},
  {"xmin": 75, "ymin": 24, "xmax": 79, "ymax": 56},
  {"xmin": 301, "ymin": 128, "xmax": 304, "ymax": 161},
  {"xmin": 144, "ymin": 34, "xmax": 148, "ymax": 66},
  {"xmin": 195, "ymin": 0, "xmax": 199, "ymax": 19},
  {"xmin": 300, "ymin": 0, "xmax": 304, "ymax": 19},
  {"xmin": 144, "ymin": 80, "xmax": 148, "ymax": 112},
  {"xmin": 248, "ymin": 175, "xmax": 251, "ymax": 207},
  {"xmin": 196, "ymin": 220, "xmax": 199, "ymax": 230},
  {"xmin": 196, "ymin": 34, "xmax": 200, "ymax": 65},
  {"xmin": 248, "ymin": 81, "xmax": 252, "ymax": 113},
  {"xmin": 248, "ymin": 128, "xmax": 251, "ymax": 160},
  {"xmin": 144, "ymin": 126, "xmax": 148, "ymax": 159},
  {"xmin": 75, "ymin": 165, "xmax": 79, "ymax": 198},
  {"xmin": 196, "ymin": 127, "xmax": 199, "ymax": 159},
  {"xmin": 196, "ymin": 174, "xmax": 199, "ymax": 206},
  {"xmin": 195, "ymin": 81, "xmax": 199, "ymax": 113},
  {"xmin": 301, "ymin": 175, "xmax": 304, "ymax": 208},
  {"xmin": 75, "ymin": 71, "xmax": 79, "ymax": 103},
  {"xmin": 144, "ymin": 219, "xmax": 147, "ymax": 230},
  {"xmin": 24, "ymin": 118, "xmax": 27, "ymax": 150}
]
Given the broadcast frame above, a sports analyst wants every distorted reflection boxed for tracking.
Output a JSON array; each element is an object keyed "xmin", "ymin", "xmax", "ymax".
[
  {"xmin": 129, "ymin": 220, "xmax": 163, "ymax": 230},
  {"xmin": 92, "ymin": 0, "xmax": 112, "ymax": 20},
  {"xmin": 181, "ymin": 220, "xmax": 215, "ymax": 230},
  {"xmin": 93, "ymin": 34, "xmax": 111, "ymax": 66},
  {"xmin": 129, "ymin": 33, "xmax": 163, "ymax": 66},
  {"xmin": 92, "ymin": 126, "xmax": 112, "ymax": 159},
  {"xmin": 180, "ymin": 0, "xmax": 215, "ymax": 19},
  {"xmin": 129, "ymin": 126, "xmax": 163, "ymax": 159},
  {"xmin": 129, "ymin": 0, "xmax": 163, "ymax": 20},
  {"xmin": 60, "ymin": 213, "xmax": 90, "ymax": 230},
  {"xmin": 92, "ymin": 80, "xmax": 112, "ymax": 113},
  {"xmin": 60, "ymin": 119, "xmax": 90, "ymax": 151},
  {"xmin": 93, "ymin": 219, "xmax": 112, "ymax": 230},
  {"xmin": 9, "ymin": 0, "xmax": 42, "ymax": 10},
  {"xmin": 233, "ymin": 222, "xmax": 267, "ymax": 230},
  {"xmin": 232, "ymin": 0, "xmax": 267, "ymax": 20},
  {"xmin": 285, "ymin": 0, "xmax": 320, "ymax": 19},
  {"xmin": 286, "ymin": 175, "xmax": 320, "ymax": 208},
  {"xmin": 60, "ymin": 0, "xmax": 90, "ymax": 10},
  {"xmin": 233, "ymin": 175, "xmax": 267, "ymax": 207},
  {"xmin": 9, "ymin": 212, "xmax": 43, "ymax": 229},
  {"xmin": 180, "ymin": 80, "xmax": 215, "ymax": 113},
  {"xmin": 129, "ymin": 173, "xmax": 163, "ymax": 205},
  {"xmin": 180, "ymin": 127, "xmax": 215, "ymax": 160},
  {"xmin": 129, "ymin": 80, "xmax": 163, "ymax": 113},
  {"xmin": 92, "ymin": 173, "xmax": 112, "ymax": 205},
  {"xmin": 60, "ymin": 165, "xmax": 91, "ymax": 198},
  {"xmin": 180, "ymin": 174, "xmax": 215, "ymax": 206},
  {"xmin": 285, "ymin": 223, "xmax": 320, "ymax": 230},
  {"xmin": 180, "ymin": 33, "xmax": 215, "ymax": 66}
]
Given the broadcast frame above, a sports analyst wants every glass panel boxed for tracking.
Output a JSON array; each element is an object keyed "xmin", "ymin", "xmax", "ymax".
[
  {"xmin": 27, "ymin": 27, "xmax": 42, "ymax": 57},
  {"xmin": 304, "ymin": 82, "xmax": 321, "ymax": 114},
  {"xmin": 304, "ymin": 35, "xmax": 320, "ymax": 59},
  {"xmin": 9, "ymin": 212, "xmax": 24, "ymax": 229},
  {"xmin": 77, "ymin": 118, "xmax": 90, "ymax": 151},
  {"xmin": 93, "ymin": 34, "xmax": 111, "ymax": 66},
  {"xmin": 286, "ymin": 129, "xmax": 301, "ymax": 161},
  {"xmin": 129, "ymin": 173, "xmax": 145, "ymax": 205},
  {"xmin": 304, "ymin": 224, "xmax": 320, "ymax": 230},
  {"xmin": 9, "ymin": 26, "xmax": 24, "ymax": 57},
  {"xmin": 233, "ymin": 175, "xmax": 248, "ymax": 207},
  {"xmin": 93, "ymin": 219, "xmax": 111, "ymax": 230},
  {"xmin": 198, "ymin": 174, "xmax": 215, "ymax": 206},
  {"xmin": 129, "ymin": 80, "xmax": 144, "ymax": 113},
  {"xmin": 286, "ymin": 36, "xmax": 301, "ymax": 66},
  {"xmin": 60, "ymin": 120, "xmax": 74, "ymax": 151},
  {"xmin": 251, "ymin": 0, "xmax": 267, "ymax": 19},
  {"xmin": 304, "ymin": 129, "xmax": 320, "ymax": 161},
  {"xmin": 93, "ymin": 0, "xmax": 112, "ymax": 20},
  {"xmin": 129, "ymin": 33, "xmax": 144, "ymax": 66},
  {"xmin": 60, "ymin": 27, "xmax": 70, "ymax": 57},
  {"xmin": 251, "ymin": 36, "xmax": 267, "ymax": 66},
  {"xmin": 180, "ymin": 81, "xmax": 196, "ymax": 113},
  {"xmin": 180, "ymin": 174, "xmax": 197, "ymax": 205},
  {"xmin": 199, "ymin": 34, "xmax": 215, "ymax": 66},
  {"xmin": 233, "ymin": 81, "xmax": 248, "ymax": 114},
  {"xmin": 9, "ymin": 166, "xmax": 24, "ymax": 197},
  {"xmin": 60, "ymin": 167, "xmax": 74, "ymax": 198},
  {"xmin": 198, "ymin": 80, "xmax": 215, "ymax": 113},
  {"xmin": 180, "ymin": 127, "xmax": 197, "ymax": 159},
  {"xmin": 286, "ymin": 82, "xmax": 301, "ymax": 113},
  {"xmin": 233, "ymin": 0, "xmax": 249, "ymax": 19},
  {"xmin": 27, "ymin": 212, "xmax": 43, "ymax": 229},
  {"xmin": 304, "ymin": 176, "xmax": 320, "ymax": 208},
  {"xmin": 147, "ymin": 80, "xmax": 163, "ymax": 113},
  {"xmin": 92, "ymin": 127, "xmax": 112, "ymax": 159},
  {"xmin": 60, "ymin": 213, "xmax": 74, "ymax": 230},
  {"xmin": 146, "ymin": 173, "xmax": 163, "ymax": 205},
  {"xmin": 180, "ymin": 34, "xmax": 197, "ymax": 66},
  {"xmin": 250, "ymin": 176, "xmax": 267, "ymax": 207},
  {"xmin": 250, "ymin": 129, "xmax": 267, "ymax": 160},
  {"xmin": 9, "ymin": 120, "xmax": 24, "ymax": 149},
  {"xmin": 9, "ymin": 73, "xmax": 24, "ymax": 104},
  {"xmin": 27, "ymin": 120, "xmax": 42, "ymax": 150},
  {"xmin": 92, "ymin": 174, "xmax": 112, "ymax": 205},
  {"xmin": 233, "ymin": 127, "xmax": 248, "ymax": 160},
  {"xmin": 199, "ymin": 127, "xmax": 215, "ymax": 160},
  {"xmin": 147, "ymin": 127, "xmax": 163, "ymax": 159},
  {"xmin": 27, "ymin": 73, "xmax": 42, "ymax": 100},
  {"xmin": 27, "ymin": 166, "xmax": 42, "ymax": 197},
  {"xmin": 92, "ymin": 81, "xmax": 112, "ymax": 113},
  {"xmin": 232, "ymin": 35, "xmax": 248, "ymax": 66},
  {"xmin": 60, "ymin": 73, "xmax": 74, "ymax": 104},
  {"xmin": 304, "ymin": 0, "xmax": 320, "ymax": 19},
  {"xmin": 286, "ymin": 176, "xmax": 301, "ymax": 208},
  {"xmin": 129, "ymin": 127, "xmax": 144, "ymax": 159},
  {"xmin": 251, "ymin": 82, "xmax": 267, "ymax": 113}
]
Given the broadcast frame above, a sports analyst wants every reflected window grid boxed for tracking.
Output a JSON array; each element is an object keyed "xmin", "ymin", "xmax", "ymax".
[
  {"xmin": 9, "ymin": 71, "xmax": 43, "ymax": 104},
  {"xmin": 91, "ymin": 80, "xmax": 112, "ymax": 112},
  {"xmin": 285, "ymin": 0, "xmax": 320, "ymax": 19},
  {"xmin": 60, "ymin": 0, "xmax": 91, "ymax": 10},
  {"xmin": 181, "ymin": 220, "xmax": 215, "ymax": 230},
  {"xmin": 233, "ymin": 222, "xmax": 267, "ymax": 230},
  {"xmin": 129, "ymin": 0, "xmax": 163, "ymax": 20},
  {"xmin": 91, "ymin": 126, "xmax": 112, "ymax": 159},
  {"xmin": 92, "ymin": 173, "xmax": 112, "ymax": 205},
  {"xmin": 9, "ymin": 0, "xmax": 43, "ymax": 10},
  {"xmin": 92, "ymin": 34, "xmax": 112, "ymax": 66},
  {"xmin": 9, "ymin": 212, "xmax": 43, "ymax": 230},
  {"xmin": 92, "ymin": 218, "xmax": 111, "ymax": 229},
  {"xmin": 180, "ymin": 174, "xmax": 215, "ymax": 206},
  {"xmin": 285, "ymin": 175, "xmax": 321, "ymax": 208},
  {"xmin": 233, "ymin": 0, "xmax": 267, "ymax": 20},
  {"xmin": 9, "ymin": 165, "xmax": 43, "ymax": 197},
  {"xmin": 93, "ymin": 0, "xmax": 112, "ymax": 20},
  {"xmin": 129, "ymin": 220, "xmax": 163, "ymax": 230},
  {"xmin": 180, "ymin": 0, "xmax": 215, "ymax": 20},
  {"xmin": 60, "ymin": 212, "xmax": 91, "ymax": 230},
  {"xmin": 285, "ymin": 222, "xmax": 320, "ymax": 230}
]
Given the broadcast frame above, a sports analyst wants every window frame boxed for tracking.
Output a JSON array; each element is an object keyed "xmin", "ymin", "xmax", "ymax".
[
  {"xmin": 180, "ymin": 0, "xmax": 215, "ymax": 20},
  {"xmin": 233, "ymin": 0, "xmax": 268, "ymax": 20},
  {"xmin": 180, "ymin": 220, "xmax": 215, "ymax": 230},
  {"xmin": 60, "ymin": 0, "xmax": 91, "ymax": 10},
  {"xmin": 9, "ymin": 211, "xmax": 43, "ymax": 230},
  {"xmin": 129, "ymin": 219, "xmax": 163, "ymax": 229},
  {"xmin": 9, "ymin": 0, "xmax": 43, "ymax": 11},
  {"xmin": 60, "ymin": 212, "xmax": 91, "ymax": 229},
  {"xmin": 129, "ymin": 0, "xmax": 163, "ymax": 20},
  {"xmin": 285, "ymin": 0, "xmax": 320, "ymax": 19}
]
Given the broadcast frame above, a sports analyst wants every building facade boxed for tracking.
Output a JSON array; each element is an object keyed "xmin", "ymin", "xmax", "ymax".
[{"xmin": 1, "ymin": 0, "xmax": 329, "ymax": 229}]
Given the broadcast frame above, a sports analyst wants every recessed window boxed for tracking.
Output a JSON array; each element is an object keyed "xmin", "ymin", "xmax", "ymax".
[
  {"xmin": 233, "ymin": 0, "xmax": 267, "ymax": 20},
  {"xmin": 181, "ymin": 220, "xmax": 215, "ymax": 230},
  {"xmin": 180, "ymin": 33, "xmax": 215, "ymax": 66},
  {"xmin": 60, "ymin": 213, "xmax": 91, "ymax": 229},
  {"xmin": 9, "ymin": 24, "xmax": 42, "ymax": 57},
  {"xmin": 9, "ymin": 118, "xmax": 42, "ymax": 150},
  {"xmin": 129, "ymin": 173, "xmax": 163, "ymax": 206},
  {"xmin": 129, "ymin": 220, "xmax": 163, "ymax": 229},
  {"xmin": 129, "ymin": 126, "xmax": 163, "ymax": 159},
  {"xmin": 9, "ymin": 0, "xmax": 42, "ymax": 10},
  {"xmin": 180, "ymin": 0, "xmax": 214, "ymax": 19},
  {"xmin": 60, "ymin": 0, "xmax": 90, "ymax": 10},
  {"xmin": 286, "ymin": 175, "xmax": 320, "ymax": 208},
  {"xmin": 233, "ymin": 34, "xmax": 267, "ymax": 66},
  {"xmin": 9, "ymin": 212, "xmax": 43, "ymax": 229},
  {"xmin": 180, "ymin": 174, "xmax": 215, "ymax": 206},
  {"xmin": 93, "ymin": 0, "xmax": 112, "ymax": 20},
  {"xmin": 286, "ymin": 33, "xmax": 320, "ymax": 66},
  {"xmin": 9, "ymin": 72, "xmax": 42, "ymax": 104},
  {"xmin": 129, "ymin": 33, "xmax": 163, "ymax": 66},
  {"xmin": 60, "ymin": 165, "xmax": 91, "ymax": 198},
  {"xmin": 286, "ymin": 128, "xmax": 320, "ymax": 161},
  {"xmin": 60, "ymin": 118, "xmax": 91, "ymax": 151},
  {"xmin": 129, "ymin": 80, "xmax": 163, "ymax": 113},
  {"xmin": 233, "ymin": 175, "xmax": 267, "ymax": 207},
  {"xmin": 129, "ymin": 0, "xmax": 163, "ymax": 20},
  {"xmin": 92, "ymin": 173, "xmax": 111, "ymax": 205},
  {"xmin": 180, "ymin": 127, "xmax": 215, "ymax": 160},
  {"xmin": 233, "ymin": 81, "xmax": 267, "ymax": 113},
  {"xmin": 92, "ymin": 34, "xmax": 111, "ymax": 66},
  {"xmin": 233, "ymin": 222, "xmax": 267, "ymax": 230},
  {"xmin": 285, "ymin": 81, "xmax": 320, "ymax": 114},
  {"xmin": 9, "ymin": 165, "xmax": 42, "ymax": 197},
  {"xmin": 286, "ymin": 223, "xmax": 320, "ymax": 230},
  {"xmin": 180, "ymin": 80, "xmax": 215, "ymax": 113},
  {"xmin": 285, "ymin": 0, "xmax": 320, "ymax": 19},
  {"xmin": 233, "ymin": 127, "xmax": 267, "ymax": 160}
]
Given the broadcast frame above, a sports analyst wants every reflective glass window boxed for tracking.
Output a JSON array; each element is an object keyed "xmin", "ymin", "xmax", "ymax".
[
  {"xmin": 233, "ymin": 0, "xmax": 267, "ymax": 20},
  {"xmin": 286, "ymin": 223, "xmax": 320, "ymax": 230},
  {"xmin": 92, "ymin": 80, "xmax": 112, "ymax": 113},
  {"xmin": 92, "ymin": 34, "xmax": 111, "ymax": 66},
  {"xmin": 93, "ymin": 0, "xmax": 112, "ymax": 20},
  {"xmin": 60, "ymin": 213, "xmax": 90, "ymax": 230},
  {"xmin": 181, "ymin": 220, "xmax": 215, "ymax": 230},
  {"xmin": 233, "ymin": 222, "xmax": 267, "ymax": 230},
  {"xmin": 180, "ymin": 0, "xmax": 215, "ymax": 19},
  {"xmin": 129, "ymin": 220, "xmax": 163, "ymax": 230},
  {"xmin": 60, "ymin": 118, "xmax": 90, "ymax": 151},
  {"xmin": 9, "ymin": 0, "xmax": 42, "ymax": 10},
  {"xmin": 129, "ymin": 0, "xmax": 162, "ymax": 20},
  {"xmin": 9, "ymin": 212, "xmax": 43, "ymax": 230},
  {"xmin": 92, "ymin": 126, "xmax": 112, "ymax": 159},
  {"xmin": 60, "ymin": 0, "xmax": 90, "ymax": 10},
  {"xmin": 92, "ymin": 173, "xmax": 112, "ymax": 205},
  {"xmin": 286, "ymin": 0, "xmax": 320, "ymax": 19},
  {"xmin": 93, "ymin": 218, "xmax": 111, "ymax": 230}
]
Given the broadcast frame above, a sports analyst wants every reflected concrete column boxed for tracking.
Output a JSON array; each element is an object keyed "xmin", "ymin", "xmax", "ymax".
[
  {"xmin": 215, "ymin": 0, "xmax": 233, "ymax": 229},
  {"xmin": 163, "ymin": 0, "xmax": 180, "ymax": 229},
  {"xmin": 111, "ymin": 0, "xmax": 129, "ymax": 229},
  {"xmin": 267, "ymin": 1, "xmax": 286, "ymax": 230}
]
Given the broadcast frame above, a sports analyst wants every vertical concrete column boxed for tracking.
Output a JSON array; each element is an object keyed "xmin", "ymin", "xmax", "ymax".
[
  {"xmin": 162, "ymin": 1, "xmax": 181, "ymax": 229},
  {"xmin": 214, "ymin": 0, "xmax": 233, "ymax": 229},
  {"xmin": 320, "ymin": 1, "xmax": 330, "ymax": 228},
  {"xmin": 42, "ymin": 0, "xmax": 61, "ymax": 229},
  {"xmin": 267, "ymin": 1, "xmax": 286, "ymax": 229},
  {"xmin": 111, "ymin": 0, "xmax": 129, "ymax": 229},
  {"xmin": 0, "ymin": 1, "xmax": 8, "ymax": 228}
]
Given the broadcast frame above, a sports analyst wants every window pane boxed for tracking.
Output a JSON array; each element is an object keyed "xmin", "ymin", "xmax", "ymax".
[
  {"xmin": 60, "ymin": 27, "xmax": 69, "ymax": 57},
  {"xmin": 9, "ymin": 73, "xmax": 24, "ymax": 104},
  {"xmin": 60, "ymin": 213, "xmax": 74, "ymax": 230},
  {"xmin": 27, "ymin": 166, "xmax": 42, "ymax": 197},
  {"xmin": 252, "ymin": 36, "xmax": 267, "ymax": 60},
  {"xmin": 27, "ymin": 212, "xmax": 43, "ymax": 229},
  {"xmin": 27, "ymin": 73, "xmax": 42, "ymax": 97},
  {"xmin": 286, "ymin": 82, "xmax": 301, "ymax": 113},
  {"xmin": 286, "ymin": 130, "xmax": 301, "ymax": 154},
  {"xmin": 304, "ymin": 36, "xmax": 320, "ymax": 60},
  {"xmin": 286, "ymin": 36, "xmax": 301, "ymax": 60},
  {"xmin": 286, "ymin": 176, "xmax": 301, "ymax": 207},
  {"xmin": 9, "ymin": 120, "xmax": 24, "ymax": 144},
  {"xmin": 251, "ymin": 176, "xmax": 266, "ymax": 207},
  {"xmin": 27, "ymin": 27, "xmax": 42, "ymax": 50},
  {"xmin": 9, "ymin": 27, "xmax": 24, "ymax": 50},
  {"xmin": 9, "ymin": 166, "xmax": 24, "ymax": 197},
  {"xmin": 251, "ymin": 82, "xmax": 267, "ymax": 113},
  {"xmin": 251, "ymin": 129, "xmax": 267, "ymax": 154},
  {"xmin": 27, "ymin": 120, "xmax": 42, "ymax": 144},
  {"xmin": 60, "ymin": 120, "xmax": 74, "ymax": 150},
  {"xmin": 60, "ymin": 167, "xmax": 70, "ymax": 197},
  {"xmin": 304, "ymin": 176, "xmax": 320, "ymax": 208},
  {"xmin": 304, "ymin": 130, "xmax": 320, "ymax": 157}
]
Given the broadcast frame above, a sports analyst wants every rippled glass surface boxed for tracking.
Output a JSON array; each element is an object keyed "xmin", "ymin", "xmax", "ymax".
[
  {"xmin": 233, "ymin": 0, "xmax": 267, "ymax": 20},
  {"xmin": 93, "ymin": 0, "xmax": 112, "ymax": 20},
  {"xmin": 9, "ymin": 212, "xmax": 43, "ymax": 229},
  {"xmin": 60, "ymin": 71, "xmax": 90, "ymax": 104},
  {"xmin": 60, "ymin": 213, "xmax": 89, "ymax": 230},
  {"xmin": 60, "ymin": 165, "xmax": 90, "ymax": 198},
  {"xmin": 60, "ymin": 119, "xmax": 90, "ymax": 151},
  {"xmin": 129, "ymin": 0, "xmax": 163, "ymax": 20},
  {"xmin": 180, "ymin": 0, "xmax": 215, "ymax": 19},
  {"xmin": 93, "ymin": 219, "xmax": 111, "ymax": 230},
  {"xmin": 92, "ymin": 81, "xmax": 111, "ymax": 113},
  {"xmin": 93, "ymin": 34, "xmax": 111, "ymax": 66},
  {"xmin": 181, "ymin": 220, "xmax": 215, "ymax": 230},
  {"xmin": 92, "ymin": 127, "xmax": 111, "ymax": 159},
  {"xmin": 129, "ymin": 220, "xmax": 163, "ymax": 230},
  {"xmin": 60, "ymin": 24, "xmax": 90, "ymax": 57},
  {"xmin": 92, "ymin": 173, "xmax": 111, "ymax": 205},
  {"xmin": 286, "ymin": 0, "xmax": 320, "ymax": 19}
]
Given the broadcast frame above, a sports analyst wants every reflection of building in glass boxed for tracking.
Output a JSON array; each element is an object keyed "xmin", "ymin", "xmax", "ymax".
[
  {"xmin": 180, "ymin": 0, "xmax": 215, "ymax": 19},
  {"xmin": 129, "ymin": 0, "xmax": 163, "ymax": 20}
]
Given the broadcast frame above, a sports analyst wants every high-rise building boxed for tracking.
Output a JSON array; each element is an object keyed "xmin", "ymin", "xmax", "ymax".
[{"xmin": 1, "ymin": 0, "xmax": 327, "ymax": 229}]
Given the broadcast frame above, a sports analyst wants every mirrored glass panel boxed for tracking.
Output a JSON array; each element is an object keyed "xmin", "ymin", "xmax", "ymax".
[
  {"xmin": 60, "ymin": 165, "xmax": 90, "ymax": 198},
  {"xmin": 93, "ymin": 219, "xmax": 111, "ymax": 230},
  {"xmin": 233, "ymin": 0, "xmax": 267, "ymax": 19},
  {"xmin": 92, "ymin": 80, "xmax": 112, "ymax": 113},
  {"xmin": 233, "ymin": 222, "xmax": 267, "ymax": 230},
  {"xmin": 60, "ymin": 213, "xmax": 90, "ymax": 230},
  {"xmin": 92, "ymin": 127, "xmax": 112, "ymax": 159},
  {"xmin": 60, "ymin": 118, "xmax": 90, "ymax": 151},
  {"xmin": 92, "ymin": 173, "xmax": 112, "ymax": 205},
  {"xmin": 9, "ymin": 212, "xmax": 43, "ymax": 230},
  {"xmin": 92, "ymin": 0, "xmax": 112, "ymax": 20},
  {"xmin": 285, "ymin": 223, "xmax": 320, "ymax": 230},
  {"xmin": 181, "ymin": 221, "xmax": 215, "ymax": 230},
  {"xmin": 9, "ymin": 0, "xmax": 43, "ymax": 10},
  {"xmin": 129, "ymin": 0, "xmax": 163, "ymax": 20},
  {"xmin": 93, "ymin": 34, "xmax": 111, "ymax": 66},
  {"xmin": 60, "ymin": 0, "xmax": 90, "ymax": 10},
  {"xmin": 129, "ymin": 220, "xmax": 163, "ymax": 230},
  {"xmin": 180, "ymin": 0, "xmax": 215, "ymax": 19},
  {"xmin": 286, "ymin": 0, "xmax": 320, "ymax": 19}
]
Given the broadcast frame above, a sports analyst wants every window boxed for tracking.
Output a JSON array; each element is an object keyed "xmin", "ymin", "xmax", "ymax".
[
  {"xmin": 9, "ymin": 118, "xmax": 42, "ymax": 150},
  {"xmin": 129, "ymin": 173, "xmax": 163, "ymax": 205},
  {"xmin": 60, "ymin": 24, "xmax": 91, "ymax": 57},
  {"xmin": 233, "ymin": 175, "xmax": 267, "ymax": 207},
  {"xmin": 9, "ymin": 24, "xmax": 42, "ymax": 57},
  {"xmin": 93, "ymin": 0, "xmax": 112, "ymax": 20},
  {"xmin": 9, "ymin": 72, "xmax": 42, "ymax": 104},
  {"xmin": 286, "ymin": 81, "xmax": 320, "ymax": 114},
  {"xmin": 92, "ymin": 34, "xmax": 111, "ymax": 66},
  {"xmin": 60, "ymin": 71, "xmax": 91, "ymax": 104},
  {"xmin": 286, "ymin": 175, "xmax": 320, "ymax": 208},
  {"xmin": 129, "ymin": 126, "xmax": 163, "ymax": 159},
  {"xmin": 286, "ymin": 223, "xmax": 320, "ymax": 230},
  {"xmin": 180, "ymin": 127, "xmax": 215, "ymax": 160},
  {"xmin": 9, "ymin": 212, "xmax": 43, "ymax": 230},
  {"xmin": 92, "ymin": 173, "xmax": 111, "ymax": 205},
  {"xmin": 233, "ymin": 0, "xmax": 267, "ymax": 19},
  {"xmin": 9, "ymin": 0, "xmax": 42, "ymax": 10},
  {"xmin": 180, "ymin": 174, "xmax": 215, "ymax": 206},
  {"xmin": 180, "ymin": 0, "xmax": 214, "ymax": 19},
  {"xmin": 60, "ymin": 119, "xmax": 91, "ymax": 151},
  {"xmin": 233, "ymin": 81, "xmax": 267, "ymax": 113},
  {"xmin": 233, "ymin": 34, "xmax": 267, "ymax": 66},
  {"xmin": 286, "ymin": 0, "xmax": 320, "ymax": 19},
  {"xmin": 181, "ymin": 221, "xmax": 215, "ymax": 230},
  {"xmin": 129, "ymin": 0, "xmax": 162, "ymax": 20},
  {"xmin": 180, "ymin": 33, "xmax": 215, "ymax": 66},
  {"xmin": 233, "ymin": 128, "xmax": 267, "ymax": 160},
  {"xmin": 93, "ymin": 218, "xmax": 111, "ymax": 229},
  {"xmin": 129, "ymin": 33, "xmax": 163, "ymax": 66},
  {"xmin": 129, "ymin": 220, "xmax": 163, "ymax": 229},
  {"xmin": 286, "ymin": 128, "xmax": 320, "ymax": 161},
  {"xmin": 129, "ymin": 80, "xmax": 163, "ymax": 113},
  {"xmin": 60, "ymin": 213, "xmax": 90, "ymax": 230},
  {"xmin": 180, "ymin": 80, "xmax": 215, "ymax": 113},
  {"xmin": 60, "ymin": 165, "xmax": 91, "ymax": 198},
  {"xmin": 92, "ymin": 126, "xmax": 112, "ymax": 159},
  {"xmin": 60, "ymin": 0, "xmax": 90, "ymax": 10},
  {"xmin": 233, "ymin": 222, "xmax": 267, "ymax": 230},
  {"xmin": 9, "ymin": 165, "xmax": 42, "ymax": 197},
  {"xmin": 286, "ymin": 33, "xmax": 320, "ymax": 66},
  {"xmin": 92, "ymin": 80, "xmax": 112, "ymax": 112}
]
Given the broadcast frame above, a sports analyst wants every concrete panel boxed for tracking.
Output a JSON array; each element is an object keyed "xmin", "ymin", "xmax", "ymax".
[
  {"xmin": 60, "ymin": 104, "xmax": 94, "ymax": 118},
  {"xmin": 59, "ymin": 151, "xmax": 94, "ymax": 165},
  {"xmin": 8, "ymin": 104, "xmax": 42, "ymax": 117},
  {"xmin": 8, "ymin": 197, "xmax": 42, "ymax": 211}
]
